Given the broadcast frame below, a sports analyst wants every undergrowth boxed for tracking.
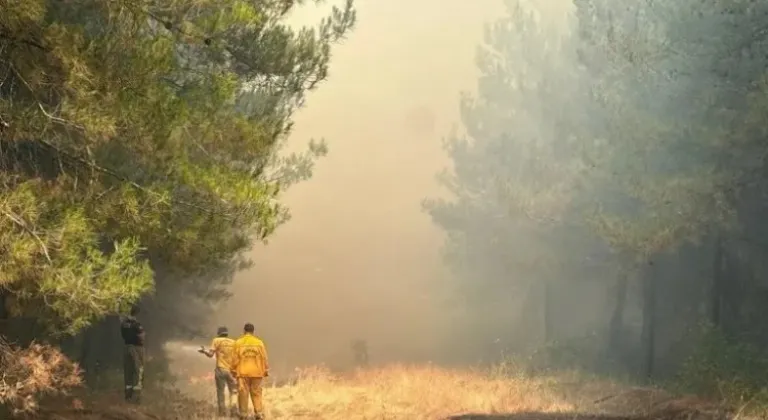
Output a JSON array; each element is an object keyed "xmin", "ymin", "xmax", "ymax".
[
  {"xmin": 5, "ymin": 327, "xmax": 768, "ymax": 419},
  {"xmin": 0, "ymin": 338, "xmax": 81, "ymax": 416},
  {"xmin": 673, "ymin": 325, "xmax": 768, "ymax": 417}
]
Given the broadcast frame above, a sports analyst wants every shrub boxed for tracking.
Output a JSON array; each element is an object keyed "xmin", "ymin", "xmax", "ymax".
[
  {"xmin": 517, "ymin": 333, "xmax": 630, "ymax": 377},
  {"xmin": 674, "ymin": 324, "xmax": 768, "ymax": 411},
  {"xmin": 0, "ymin": 338, "xmax": 82, "ymax": 416}
]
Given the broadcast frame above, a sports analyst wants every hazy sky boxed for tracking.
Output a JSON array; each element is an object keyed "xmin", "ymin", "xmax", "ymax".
[{"xmin": 208, "ymin": 0, "xmax": 570, "ymax": 374}]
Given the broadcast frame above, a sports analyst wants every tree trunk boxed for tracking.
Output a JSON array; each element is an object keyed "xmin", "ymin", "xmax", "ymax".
[
  {"xmin": 640, "ymin": 261, "xmax": 657, "ymax": 380},
  {"xmin": 608, "ymin": 270, "xmax": 628, "ymax": 351},
  {"xmin": 79, "ymin": 327, "xmax": 97, "ymax": 386},
  {"xmin": 710, "ymin": 233, "xmax": 723, "ymax": 328},
  {"xmin": 0, "ymin": 289, "xmax": 8, "ymax": 340},
  {"xmin": 77, "ymin": 317, "xmax": 125, "ymax": 387},
  {"xmin": 544, "ymin": 281, "xmax": 553, "ymax": 343}
]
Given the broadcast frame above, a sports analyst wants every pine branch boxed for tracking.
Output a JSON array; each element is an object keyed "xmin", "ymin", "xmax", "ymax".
[
  {"xmin": 8, "ymin": 59, "xmax": 262, "ymax": 223},
  {"xmin": 35, "ymin": 138, "xmax": 234, "ymax": 220},
  {"xmin": 0, "ymin": 30, "xmax": 49, "ymax": 52},
  {"xmin": 0, "ymin": 206, "xmax": 52, "ymax": 264}
]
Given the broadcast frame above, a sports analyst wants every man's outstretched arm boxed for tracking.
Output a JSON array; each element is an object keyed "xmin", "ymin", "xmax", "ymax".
[{"xmin": 198, "ymin": 346, "xmax": 215, "ymax": 358}]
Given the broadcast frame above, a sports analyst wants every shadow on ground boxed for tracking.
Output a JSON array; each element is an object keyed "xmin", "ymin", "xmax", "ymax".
[
  {"xmin": 447, "ymin": 413, "xmax": 635, "ymax": 420},
  {"xmin": 447, "ymin": 409, "xmax": 732, "ymax": 420}
]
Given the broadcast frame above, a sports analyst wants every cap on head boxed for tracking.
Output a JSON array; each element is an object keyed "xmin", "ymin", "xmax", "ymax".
[
  {"xmin": 243, "ymin": 323, "xmax": 254, "ymax": 333},
  {"xmin": 217, "ymin": 326, "xmax": 228, "ymax": 337}
]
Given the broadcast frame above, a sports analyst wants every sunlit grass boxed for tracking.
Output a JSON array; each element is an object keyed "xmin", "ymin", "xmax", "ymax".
[
  {"xmin": 159, "ymin": 363, "xmax": 631, "ymax": 419},
  {"xmin": 262, "ymin": 365, "xmax": 576, "ymax": 419},
  {"xmin": 45, "ymin": 363, "xmax": 745, "ymax": 420}
]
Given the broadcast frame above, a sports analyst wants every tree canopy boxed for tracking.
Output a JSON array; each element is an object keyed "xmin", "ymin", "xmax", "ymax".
[
  {"xmin": 0, "ymin": 0, "xmax": 355, "ymax": 334},
  {"xmin": 424, "ymin": 2, "xmax": 600, "ymax": 350},
  {"xmin": 427, "ymin": 0, "xmax": 768, "ymax": 381}
]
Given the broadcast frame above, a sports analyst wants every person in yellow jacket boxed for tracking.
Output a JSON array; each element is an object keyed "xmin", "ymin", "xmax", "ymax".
[
  {"xmin": 230, "ymin": 323, "xmax": 269, "ymax": 419},
  {"xmin": 199, "ymin": 326, "xmax": 238, "ymax": 416}
]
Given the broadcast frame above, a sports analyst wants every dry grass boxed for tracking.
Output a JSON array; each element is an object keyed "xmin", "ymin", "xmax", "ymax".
[
  {"xmin": 160, "ymin": 364, "xmax": 633, "ymax": 419},
  {"xmin": 263, "ymin": 365, "xmax": 577, "ymax": 419},
  {"xmin": 29, "ymin": 363, "xmax": 739, "ymax": 420},
  {"xmin": 170, "ymin": 364, "xmax": 741, "ymax": 420}
]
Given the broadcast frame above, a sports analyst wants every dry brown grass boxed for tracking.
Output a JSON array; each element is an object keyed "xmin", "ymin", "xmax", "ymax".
[
  {"xmin": 30, "ymin": 363, "xmax": 740, "ymax": 420},
  {"xmin": 163, "ymin": 364, "xmax": 627, "ymax": 419},
  {"xmin": 171, "ymin": 364, "xmax": 742, "ymax": 420},
  {"xmin": 263, "ymin": 365, "xmax": 576, "ymax": 419}
]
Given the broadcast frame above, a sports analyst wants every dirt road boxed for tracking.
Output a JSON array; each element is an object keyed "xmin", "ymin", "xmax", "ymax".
[{"xmin": 36, "ymin": 365, "xmax": 732, "ymax": 420}]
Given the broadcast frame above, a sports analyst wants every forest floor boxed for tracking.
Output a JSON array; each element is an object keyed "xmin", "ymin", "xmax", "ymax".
[{"xmin": 35, "ymin": 364, "xmax": 737, "ymax": 420}]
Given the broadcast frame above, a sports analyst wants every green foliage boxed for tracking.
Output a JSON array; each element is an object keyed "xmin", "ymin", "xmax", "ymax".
[
  {"xmin": 0, "ymin": 0, "xmax": 356, "ymax": 333},
  {"xmin": 574, "ymin": 0, "xmax": 768, "ymax": 385},
  {"xmin": 424, "ymin": 0, "xmax": 594, "ymax": 306},
  {"xmin": 0, "ymin": 179, "xmax": 153, "ymax": 334},
  {"xmin": 428, "ymin": 0, "xmax": 768, "ymax": 388},
  {"xmin": 675, "ymin": 325, "xmax": 768, "ymax": 409},
  {"xmin": 511, "ymin": 333, "xmax": 629, "ymax": 377},
  {"xmin": 574, "ymin": 0, "xmax": 740, "ymax": 262}
]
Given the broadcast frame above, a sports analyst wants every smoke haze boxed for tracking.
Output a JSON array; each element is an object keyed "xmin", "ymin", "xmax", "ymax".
[
  {"xmin": 213, "ymin": 0, "xmax": 501, "ymax": 372},
  {"xmin": 183, "ymin": 0, "xmax": 574, "ymax": 376}
]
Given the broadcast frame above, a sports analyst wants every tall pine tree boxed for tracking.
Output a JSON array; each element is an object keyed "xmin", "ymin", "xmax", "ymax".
[{"xmin": 0, "ymin": 0, "xmax": 355, "ymax": 335}]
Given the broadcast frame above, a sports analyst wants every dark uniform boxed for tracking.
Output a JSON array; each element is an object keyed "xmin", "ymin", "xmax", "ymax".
[{"xmin": 120, "ymin": 312, "xmax": 145, "ymax": 403}]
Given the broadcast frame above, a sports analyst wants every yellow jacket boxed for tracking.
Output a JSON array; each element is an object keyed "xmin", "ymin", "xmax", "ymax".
[
  {"xmin": 211, "ymin": 336, "xmax": 236, "ymax": 370},
  {"xmin": 231, "ymin": 333, "xmax": 269, "ymax": 378}
]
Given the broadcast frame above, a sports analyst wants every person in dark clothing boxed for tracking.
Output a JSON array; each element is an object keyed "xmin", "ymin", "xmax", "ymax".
[{"xmin": 120, "ymin": 305, "xmax": 145, "ymax": 403}]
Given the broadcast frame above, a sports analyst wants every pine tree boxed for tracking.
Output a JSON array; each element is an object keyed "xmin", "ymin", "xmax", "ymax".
[
  {"xmin": 0, "ymin": 0, "xmax": 355, "ymax": 333},
  {"xmin": 424, "ymin": 1, "xmax": 593, "ymax": 349}
]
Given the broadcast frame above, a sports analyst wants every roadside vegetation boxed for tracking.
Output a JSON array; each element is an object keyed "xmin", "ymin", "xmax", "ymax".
[
  {"xmin": 3, "ymin": 0, "xmax": 768, "ymax": 418},
  {"xmin": 1, "ymin": 0, "xmax": 354, "ymax": 415},
  {"xmin": 424, "ymin": 0, "xmax": 768, "ymax": 418}
]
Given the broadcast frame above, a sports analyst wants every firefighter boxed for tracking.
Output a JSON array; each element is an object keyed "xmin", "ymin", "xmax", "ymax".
[
  {"xmin": 120, "ymin": 305, "xmax": 145, "ymax": 404},
  {"xmin": 231, "ymin": 323, "xmax": 269, "ymax": 420},
  {"xmin": 199, "ymin": 326, "xmax": 238, "ymax": 416}
]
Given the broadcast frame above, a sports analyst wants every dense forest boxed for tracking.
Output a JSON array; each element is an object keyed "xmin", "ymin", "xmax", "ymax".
[
  {"xmin": 5, "ymin": 0, "xmax": 768, "ymax": 416},
  {"xmin": 0, "ymin": 0, "xmax": 355, "ymax": 413},
  {"xmin": 426, "ymin": 0, "xmax": 768, "ymax": 405}
]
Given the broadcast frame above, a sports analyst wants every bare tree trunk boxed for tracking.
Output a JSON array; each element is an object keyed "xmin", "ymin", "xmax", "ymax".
[
  {"xmin": 0, "ymin": 289, "xmax": 8, "ymax": 340},
  {"xmin": 544, "ymin": 281, "xmax": 553, "ymax": 343},
  {"xmin": 608, "ymin": 270, "xmax": 628, "ymax": 351},
  {"xmin": 710, "ymin": 233, "xmax": 724, "ymax": 328},
  {"xmin": 640, "ymin": 261, "xmax": 657, "ymax": 380},
  {"xmin": 79, "ymin": 327, "xmax": 98, "ymax": 386}
]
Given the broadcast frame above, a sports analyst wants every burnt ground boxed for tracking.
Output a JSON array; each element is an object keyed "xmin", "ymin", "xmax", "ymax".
[
  {"xmin": 33, "ymin": 389, "xmax": 212, "ymax": 420},
  {"xmin": 447, "ymin": 411, "xmax": 729, "ymax": 420},
  {"xmin": 448, "ymin": 415, "xmax": 637, "ymax": 420},
  {"xmin": 447, "ymin": 398, "xmax": 734, "ymax": 420}
]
